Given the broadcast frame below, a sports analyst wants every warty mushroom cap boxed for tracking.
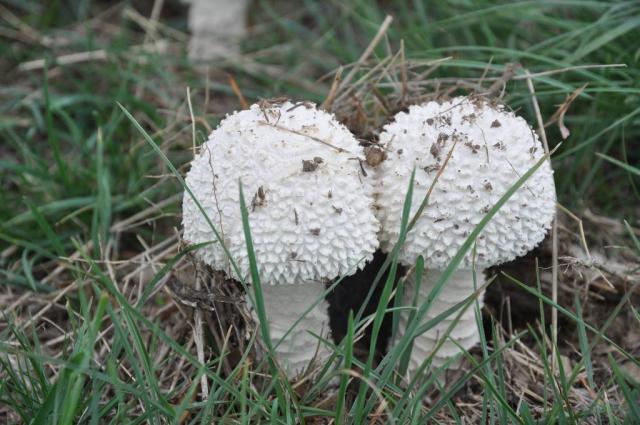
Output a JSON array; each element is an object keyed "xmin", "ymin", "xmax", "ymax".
[
  {"xmin": 374, "ymin": 96, "xmax": 556, "ymax": 269},
  {"xmin": 182, "ymin": 101, "xmax": 380, "ymax": 285}
]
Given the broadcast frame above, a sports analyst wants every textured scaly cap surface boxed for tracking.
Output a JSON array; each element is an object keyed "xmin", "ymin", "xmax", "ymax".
[
  {"xmin": 375, "ymin": 96, "xmax": 556, "ymax": 268},
  {"xmin": 182, "ymin": 101, "xmax": 380, "ymax": 285}
]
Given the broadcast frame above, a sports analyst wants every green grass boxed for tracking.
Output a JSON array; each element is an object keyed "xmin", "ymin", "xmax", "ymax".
[{"xmin": 1, "ymin": 0, "xmax": 639, "ymax": 423}]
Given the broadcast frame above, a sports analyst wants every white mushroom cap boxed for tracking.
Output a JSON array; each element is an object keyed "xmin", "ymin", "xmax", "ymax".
[
  {"xmin": 375, "ymin": 96, "xmax": 556, "ymax": 269},
  {"xmin": 182, "ymin": 101, "xmax": 379, "ymax": 285}
]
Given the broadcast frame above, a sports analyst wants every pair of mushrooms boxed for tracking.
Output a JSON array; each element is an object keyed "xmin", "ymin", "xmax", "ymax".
[{"xmin": 181, "ymin": 97, "xmax": 556, "ymax": 380}]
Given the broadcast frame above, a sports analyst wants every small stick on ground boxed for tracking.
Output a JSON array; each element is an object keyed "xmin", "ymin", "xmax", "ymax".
[
  {"xmin": 227, "ymin": 73, "xmax": 249, "ymax": 110},
  {"xmin": 321, "ymin": 66, "xmax": 343, "ymax": 111},
  {"xmin": 483, "ymin": 62, "xmax": 521, "ymax": 97},
  {"xmin": 187, "ymin": 87, "xmax": 197, "ymax": 156},
  {"xmin": 19, "ymin": 49, "xmax": 109, "ymax": 71},
  {"xmin": 399, "ymin": 39, "xmax": 408, "ymax": 101},
  {"xmin": 544, "ymin": 84, "xmax": 588, "ymax": 139},
  {"xmin": 338, "ymin": 15, "xmax": 393, "ymax": 92}
]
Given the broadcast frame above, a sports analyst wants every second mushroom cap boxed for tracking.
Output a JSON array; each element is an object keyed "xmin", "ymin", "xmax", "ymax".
[{"xmin": 374, "ymin": 96, "xmax": 556, "ymax": 268}]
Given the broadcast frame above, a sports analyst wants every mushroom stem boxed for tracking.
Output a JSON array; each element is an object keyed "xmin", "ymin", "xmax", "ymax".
[
  {"xmin": 249, "ymin": 281, "xmax": 332, "ymax": 379},
  {"xmin": 394, "ymin": 268, "xmax": 485, "ymax": 381}
]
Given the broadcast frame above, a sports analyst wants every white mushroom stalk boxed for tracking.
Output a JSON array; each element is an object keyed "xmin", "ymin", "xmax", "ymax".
[
  {"xmin": 396, "ymin": 269, "xmax": 483, "ymax": 371},
  {"xmin": 375, "ymin": 97, "xmax": 556, "ymax": 380},
  {"xmin": 259, "ymin": 282, "xmax": 331, "ymax": 375},
  {"xmin": 182, "ymin": 101, "xmax": 379, "ymax": 378}
]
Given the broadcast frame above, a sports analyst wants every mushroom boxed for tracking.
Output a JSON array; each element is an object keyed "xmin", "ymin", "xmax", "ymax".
[
  {"xmin": 182, "ymin": 101, "xmax": 379, "ymax": 378},
  {"xmin": 374, "ymin": 97, "xmax": 556, "ymax": 378}
]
